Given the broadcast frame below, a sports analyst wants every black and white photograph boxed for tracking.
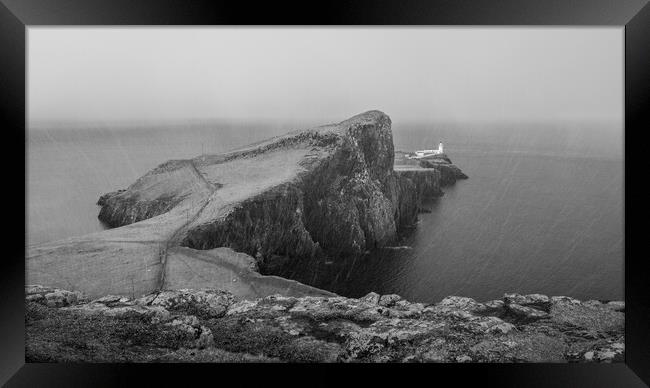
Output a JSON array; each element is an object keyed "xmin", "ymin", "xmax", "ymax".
[{"xmin": 23, "ymin": 26, "xmax": 626, "ymax": 364}]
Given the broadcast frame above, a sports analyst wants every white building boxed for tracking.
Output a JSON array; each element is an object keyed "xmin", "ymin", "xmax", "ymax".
[{"xmin": 413, "ymin": 142, "xmax": 444, "ymax": 158}]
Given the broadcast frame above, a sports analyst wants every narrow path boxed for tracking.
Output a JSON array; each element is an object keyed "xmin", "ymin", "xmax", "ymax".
[
  {"xmin": 187, "ymin": 158, "xmax": 216, "ymax": 192},
  {"xmin": 156, "ymin": 160, "xmax": 218, "ymax": 291}
]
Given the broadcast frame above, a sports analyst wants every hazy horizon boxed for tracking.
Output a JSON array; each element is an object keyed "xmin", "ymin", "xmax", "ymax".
[
  {"xmin": 29, "ymin": 27, "xmax": 623, "ymax": 126},
  {"xmin": 27, "ymin": 116, "xmax": 623, "ymax": 129}
]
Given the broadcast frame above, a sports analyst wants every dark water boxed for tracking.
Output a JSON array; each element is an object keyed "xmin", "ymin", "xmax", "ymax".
[{"xmin": 27, "ymin": 120, "xmax": 623, "ymax": 303}]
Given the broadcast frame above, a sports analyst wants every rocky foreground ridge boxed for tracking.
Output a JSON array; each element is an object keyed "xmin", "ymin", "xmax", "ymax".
[
  {"xmin": 27, "ymin": 111, "xmax": 466, "ymax": 300},
  {"xmin": 26, "ymin": 285, "xmax": 624, "ymax": 363}
]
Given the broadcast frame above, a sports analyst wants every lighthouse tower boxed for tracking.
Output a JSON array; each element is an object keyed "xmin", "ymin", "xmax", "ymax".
[{"xmin": 438, "ymin": 142, "xmax": 444, "ymax": 154}]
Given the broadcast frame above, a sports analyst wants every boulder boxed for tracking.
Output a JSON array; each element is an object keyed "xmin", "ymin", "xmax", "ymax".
[
  {"xmin": 605, "ymin": 301, "xmax": 625, "ymax": 312},
  {"xmin": 504, "ymin": 293, "xmax": 552, "ymax": 312},
  {"xmin": 506, "ymin": 303, "xmax": 549, "ymax": 322},
  {"xmin": 378, "ymin": 294, "xmax": 403, "ymax": 307},
  {"xmin": 360, "ymin": 292, "xmax": 381, "ymax": 305},
  {"xmin": 151, "ymin": 289, "xmax": 234, "ymax": 318}
]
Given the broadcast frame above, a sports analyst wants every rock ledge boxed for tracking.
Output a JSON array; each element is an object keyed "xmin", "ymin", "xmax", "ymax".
[{"xmin": 26, "ymin": 285, "xmax": 624, "ymax": 363}]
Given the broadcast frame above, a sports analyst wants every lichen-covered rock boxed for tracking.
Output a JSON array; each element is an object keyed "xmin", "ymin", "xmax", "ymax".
[
  {"xmin": 437, "ymin": 296, "xmax": 485, "ymax": 313},
  {"xmin": 287, "ymin": 296, "xmax": 385, "ymax": 322},
  {"xmin": 583, "ymin": 299, "xmax": 604, "ymax": 308},
  {"xmin": 480, "ymin": 299, "xmax": 506, "ymax": 316},
  {"xmin": 25, "ymin": 286, "xmax": 624, "ymax": 363},
  {"xmin": 226, "ymin": 300, "xmax": 261, "ymax": 316},
  {"xmin": 280, "ymin": 336, "xmax": 343, "ymax": 362},
  {"xmin": 506, "ymin": 303, "xmax": 550, "ymax": 322},
  {"xmin": 360, "ymin": 292, "xmax": 381, "ymax": 305},
  {"xmin": 551, "ymin": 295, "xmax": 582, "ymax": 305},
  {"xmin": 62, "ymin": 301, "xmax": 172, "ymax": 323},
  {"xmin": 165, "ymin": 315, "xmax": 214, "ymax": 349},
  {"xmin": 548, "ymin": 297, "xmax": 624, "ymax": 334},
  {"xmin": 504, "ymin": 293, "xmax": 552, "ymax": 311},
  {"xmin": 605, "ymin": 301, "xmax": 625, "ymax": 312},
  {"xmin": 150, "ymin": 289, "xmax": 234, "ymax": 318},
  {"xmin": 26, "ymin": 285, "xmax": 84, "ymax": 307},
  {"xmin": 94, "ymin": 295, "xmax": 133, "ymax": 306},
  {"xmin": 378, "ymin": 294, "xmax": 403, "ymax": 307},
  {"xmin": 160, "ymin": 348, "xmax": 280, "ymax": 362},
  {"xmin": 469, "ymin": 332, "xmax": 567, "ymax": 362},
  {"xmin": 585, "ymin": 342, "xmax": 625, "ymax": 362}
]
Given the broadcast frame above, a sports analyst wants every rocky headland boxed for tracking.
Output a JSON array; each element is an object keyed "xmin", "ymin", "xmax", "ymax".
[
  {"xmin": 25, "ymin": 111, "xmax": 623, "ymax": 362},
  {"xmin": 27, "ymin": 111, "xmax": 464, "ymax": 300}
]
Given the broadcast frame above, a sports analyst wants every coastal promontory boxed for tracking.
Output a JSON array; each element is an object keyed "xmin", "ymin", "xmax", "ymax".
[{"xmin": 27, "ymin": 111, "xmax": 462, "ymax": 299}]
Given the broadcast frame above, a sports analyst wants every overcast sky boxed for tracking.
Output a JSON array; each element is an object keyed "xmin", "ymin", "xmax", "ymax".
[{"xmin": 28, "ymin": 27, "xmax": 623, "ymax": 124}]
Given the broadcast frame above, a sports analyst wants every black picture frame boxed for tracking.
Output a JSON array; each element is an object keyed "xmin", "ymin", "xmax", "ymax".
[{"xmin": 2, "ymin": 0, "xmax": 649, "ymax": 386}]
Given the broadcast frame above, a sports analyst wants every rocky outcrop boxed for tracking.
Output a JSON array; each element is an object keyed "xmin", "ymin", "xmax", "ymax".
[
  {"xmin": 96, "ymin": 111, "xmax": 448, "ymax": 262},
  {"xmin": 26, "ymin": 285, "xmax": 624, "ymax": 363},
  {"xmin": 433, "ymin": 163, "xmax": 468, "ymax": 185},
  {"xmin": 87, "ymin": 111, "xmax": 466, "ymax": 277},
  {"xmin": 394, "ymin": 150, "xmax": 468, "ymax": 186},
  {"xmin": 27, "ymin": 111, "xmax": 466, "ymax": 304}
]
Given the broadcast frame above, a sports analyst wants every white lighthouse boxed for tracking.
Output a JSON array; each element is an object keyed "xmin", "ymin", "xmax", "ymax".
[{"xmin": 413, "ymin": 141, "xmax": 445, "ymax": 158}]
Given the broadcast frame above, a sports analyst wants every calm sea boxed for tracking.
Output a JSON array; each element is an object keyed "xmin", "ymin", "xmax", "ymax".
[{"xmin": 27, "ymin": 120, "xmax": 623, "ymax": 302}]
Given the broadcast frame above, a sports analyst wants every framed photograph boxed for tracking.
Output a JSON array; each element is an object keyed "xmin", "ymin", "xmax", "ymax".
[{"xmin": 2, "ymin": 0, "xmax": 649, "ymax": 386}]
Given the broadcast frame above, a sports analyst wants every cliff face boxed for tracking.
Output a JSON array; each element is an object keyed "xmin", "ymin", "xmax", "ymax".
[
  {"xmin": 28, "ymin": 111, "xmax": 460, "ymax": 300},
  {"xmin": 97, "ymin": 111, "xmax": 447, "ymax": 263},
  {"xmin": 25, "ymin": 285, "xmax": 624, "ymax": 363},
  {"xmin": 394, "ymin": 168, "xmax": 443, "ymax": 223}
]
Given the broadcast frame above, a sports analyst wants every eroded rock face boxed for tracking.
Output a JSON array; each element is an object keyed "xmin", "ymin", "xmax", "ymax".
[
  {"xmin": 96, "ymin": 111, "xmax": 466, "ymax": 264},
  {"xmin": 429, "ymin": 162, "xmax": 468, "ymax": 185},
  {"xmin": 26, "ymin": 285, "xmax": 624, "ymax": 363},
  {"xmin": 28, "ymin": 112, "xmax": 468, "ymax": 301}
]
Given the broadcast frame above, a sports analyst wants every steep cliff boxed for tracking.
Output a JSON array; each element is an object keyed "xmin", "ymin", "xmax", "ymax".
[
  {"xmin": 394, "ymin": 150, "xmax": 468, "ymax": 186},
  {"xmin": 96, "ymin": 111, "xmax": 449, "ymax": 263},
  {"xmin": 28, "ymin": 111, "xmax": 461, "ymax": 300}
]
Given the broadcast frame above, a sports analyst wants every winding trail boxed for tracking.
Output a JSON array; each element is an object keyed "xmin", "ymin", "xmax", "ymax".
[{"xmin": 157, "ymin": 160, "xmax": 217, "ymax": 291}]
